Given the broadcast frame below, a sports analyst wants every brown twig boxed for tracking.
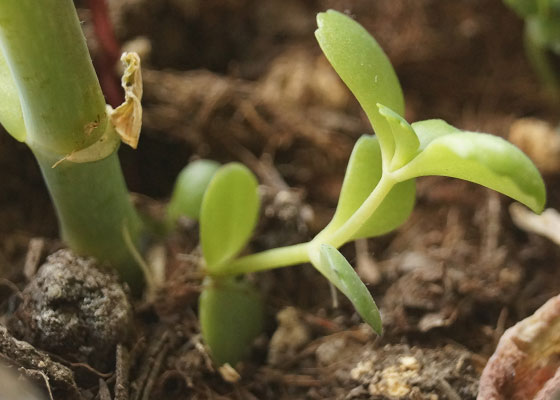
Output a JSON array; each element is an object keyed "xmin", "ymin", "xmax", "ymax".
[
  {"xmin": 0, "ymin": 326, "xmax": 82, "ymax": 399},
  {"xmin": 0, "ymin": 278, "xmax": 22, "ymax": 299},
  {"xmin": 48, "ymin": 352, "xmax": 113, "ymax": 379},
  {"xmin": 99, "ymin": 378, "xmax": 112, "ymax": 400},
  {"xmin": 68, "ymin": 361, "xmax": 113, "ymax": 378},
  {"xmin": 115, "ymin": 344, "xmax": 130, "ymax": 400},
  {"xmin": 23, "ymin": 238, "xmax": 44, "ymax": 280},
  {"xmin": 131, "ymin": 331, "xmax": 170, "ymax": 400},
  {"xmin": 437, "ymin": 378, "xmax": 461, "ymax": 400},
  {"xmin": 37, "ymin": 370, "xmax": 55, "ymax": 400},
  {"xmin": 140, "ymin": 341, "xmax": 169, "ymax": 400}
]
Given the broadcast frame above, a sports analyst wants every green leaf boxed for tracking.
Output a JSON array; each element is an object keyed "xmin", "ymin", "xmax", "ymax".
[
  {"xmin": 201, "ymin": 163, "xmax": 260, "ymax": 273},
  {"xmin": 505, "ymin": 0, "xmax": 560, "ymax": 18},
  {"xmin": 199, "ymin": 278, "xmax": 264, "ymax": 366},
  {"xmin": 398, "ymin": 122, "xmax": 546, "ymax": 213},
  {"xmin": 315, "ymin": 9, "xmax": 404, "ymax": 161},
  {"xmin": 167, "ymin": 159, "xmax": 220, "ymax": 224},
  {"xmin": 377, "ymin": 103, "xmax": 419, "ymax": 171},
  {"xmin": 323, "ymin": 135, "xmax": 415, "ymax": 241},
  {"xmin": 504, "ymin": 0, "xmax": 538, "ymax": 16},
  {"xmin": 0, "ymin": 48, "xmax": 25, "ymax": 141},
  {"xmin": 411, "ymin": 119, "xmax": 461, "ymax": 149},
  {"xmin": 316, "ymin": 244, "xmax": 382, "ymax": 335},
  {"xmin": 527, "ymin": 16, "xmax": 560, "ymax": 51},
  {"xmin": 525, "ymin": 18, "xmax": 560, "ymax": 91}
]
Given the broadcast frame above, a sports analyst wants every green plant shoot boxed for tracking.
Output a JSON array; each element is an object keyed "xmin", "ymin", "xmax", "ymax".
[
  {"xmin": 172, "ymin": 10, "xmax": 547, "ymax": 366},
  {"xmin": 167, "ymin": 159, "xmax": 220, "ymax": 226},
  {"xmin": 0, "ymin": 0, "xmax": 144, "ymax": 288},
  {"xmin": 504, "ymin": 0, "xmax": 560, "ymax": 98}
]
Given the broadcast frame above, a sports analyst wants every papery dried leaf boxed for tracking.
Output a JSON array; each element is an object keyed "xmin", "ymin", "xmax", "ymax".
[{"xmin": 110, "ymin": 52, "xmax": 143, "ymax": 149}]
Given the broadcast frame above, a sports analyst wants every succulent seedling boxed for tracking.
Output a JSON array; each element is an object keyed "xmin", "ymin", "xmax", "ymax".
[{"xmin": 170, "ymin": 10, "xmax": 546, "ymax": 365}]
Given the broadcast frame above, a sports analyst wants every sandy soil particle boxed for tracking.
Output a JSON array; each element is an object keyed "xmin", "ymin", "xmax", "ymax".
[
  {"xmin": 508, "ymin": 118, "xmax": 560, "ymax": 174},
  {"xmin": 268, "ymin": 307, "xmax": 311, "ymax": 366},
  {"xmin": 345, "ymin": 343, "xmax": 479, "ymax": 400}
]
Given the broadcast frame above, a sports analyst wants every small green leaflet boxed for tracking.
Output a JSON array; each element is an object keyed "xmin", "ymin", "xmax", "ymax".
[
  {"xmin": 199, "ymin": 278, "xmax": 264, "ymax": 366},
  {"xmin": 317, "ymin": 244, "xmax": 382, "ymax": 335},
  {"xmin": 323, "ymin": 135, "xmax": 415, "ymax": 241},
  {"xmin": 200, "ymin": 163, "xmax": 260, "ymax": 273},
  {"xmin": 377, "ymin": 103, "xmax": 419, "ymax": 171},
  {"xmin": 0, "ymin": 47, "xmax": 25, "ymax": 141},
  {"xmin": 167, "ymin": 159, "xmax": 220, "ymax": 223},
  {"xmin": 396, "ymin": 120, "xmax": 546, "ymax": 213}
]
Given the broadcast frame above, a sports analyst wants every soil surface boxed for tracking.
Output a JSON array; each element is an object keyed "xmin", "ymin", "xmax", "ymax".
[{"xmin": 1, "ymin": 0, "xmax": 559, "ymax": 399}]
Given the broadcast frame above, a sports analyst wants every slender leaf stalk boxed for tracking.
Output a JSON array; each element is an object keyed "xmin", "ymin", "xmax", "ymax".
[
  {"xmin": 316, "ymin": 173, "xmax": 396, "ymax": 249},
  {"xmin": 215, "ymin": 174, "xmax": 396, "ymax": 276},
  {"xmin": 214, "ymin": 243, "xmax": 310, "ymax": 276}
]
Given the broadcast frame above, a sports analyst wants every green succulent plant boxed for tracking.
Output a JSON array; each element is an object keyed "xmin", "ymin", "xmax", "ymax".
[{"xmin": 170, "ymin": 10, "xmax": 545, "ymax": 365}]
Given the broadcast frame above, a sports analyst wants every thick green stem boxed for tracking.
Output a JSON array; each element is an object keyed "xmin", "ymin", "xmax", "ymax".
[
  {"xmin": 0, "ymin": 0, "xmax": 108, "ymax": 155},
  {"xmin": 34, "ymin": 150, "xmax": 144, "ymax": 288},
  {"xmin": 0, "ymin": 0, "xmax": 145, "ymax": 287}
]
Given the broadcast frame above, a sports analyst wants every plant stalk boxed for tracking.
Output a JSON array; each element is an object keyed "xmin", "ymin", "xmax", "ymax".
[
  {"xmin": 214, "ymin": 243, "xmax": 310, "ymax": 276},
  {"xmin": 0, "ymin": 0, "xmax": 144, "ymax": 288},
  {"xmin": 319, "ymin": 173, "xmax": 396, "ymax": 249},
  {"xmin": 0, "ymin": 0, "xmax": 108, "ymax": 155},
  {"xmin": 216, "ymin": 174, "xmax": 397, "ymax": 276},
  {"xmin": 34, "ymin": 150, "xmax": 143, "ymax": 286}
]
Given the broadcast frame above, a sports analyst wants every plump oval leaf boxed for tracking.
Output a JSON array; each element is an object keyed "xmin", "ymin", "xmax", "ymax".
[
  {"xmin": 199, "ymin": 278, "xmax": 264, "ymax": 366},
  {"xmin": 0, "ymin": 48, "xmax": 25, "ymax": 141},
  {"xmin": 397, "ymin": 124, "xmax": 546, "ymax": 213},
  {"xmin": 167, "ymin": 159, "xmax": 220, "ymax": 224},
  {"xmin": 200, "ymin": 163, "xmax": 260, "ymax": 273},
  {"xmin": 322, "ymin": 135, "xmax": 415, "ymax": 241},
  {"xmin": 377, "ymin": 103, "xmax": 419, "ymax": 171},
  {"xmin": 316, "ymin": 244, "xmax": 382, "ymax": 334},
  {"xmin": 315, "ymin": 9, "xmax": 404, "ymax": 160}
]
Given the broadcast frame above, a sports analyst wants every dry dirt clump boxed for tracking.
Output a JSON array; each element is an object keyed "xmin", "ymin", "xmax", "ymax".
[
  {"xmin": 344, "ymin": 343, "xmax": 480, "ymax": 399},
  {"xmin": 8, "ymin": 249, "xmax": 133, "ymax": 372}
]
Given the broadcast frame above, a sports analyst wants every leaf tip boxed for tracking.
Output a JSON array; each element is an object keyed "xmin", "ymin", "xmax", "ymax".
[
  {"xmin": 316, "ymin": 11, "xmax": 327, "ymax": 28},
  {"xmin": 530, "ymin": 183, "xmax": 547, "ymax": 214}
]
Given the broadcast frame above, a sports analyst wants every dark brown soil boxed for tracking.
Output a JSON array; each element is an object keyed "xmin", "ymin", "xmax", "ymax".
[{"xmin": 1, "ymin": 0, "xmax": 559, "ymax": 399}]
